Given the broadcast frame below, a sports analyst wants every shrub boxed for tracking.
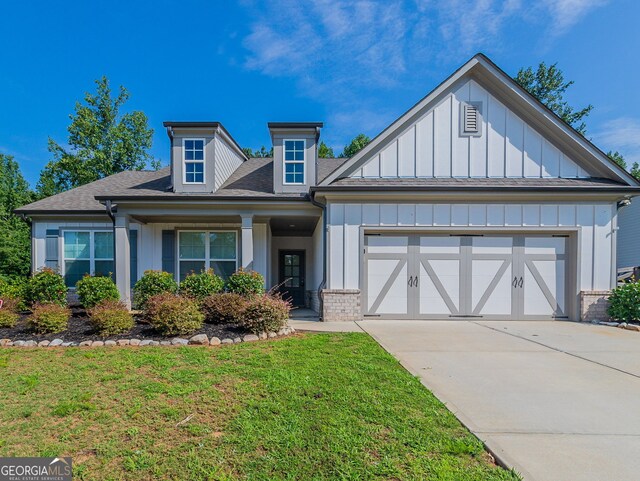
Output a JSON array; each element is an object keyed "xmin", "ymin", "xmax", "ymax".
[
  {"xmin": 144, "ymin": 293, "xmax": 204, "ymax": 336},
  {"xmin": 608, "ymin": 282, "xmax": 640, "ymax": 321},
  {"xmin": 179, "ymin": 269, "xmax": 224, "ymax": 302},
  {"xmin": 241, "ymin": 294, "xmax": 291, "ymax": 334},
  {"xmin": 0, "ymin": 298, "xmax": 20, "ymax": 328},
  {"xmin": 133, "ymin": 271, "xmax": 178, "ymax": 309},
  {"xmin": 225, "ymin": 269, "xmax": 265, "ymax": 297},
  {"xmin": 25, "ymin": 268, "xmax": 67, "ymax": 307},
  {"xmin": 29, "ymin": 303, "xmax": 70, "ymax": 334},
  {"xmin": 201, "ymin": 292, "xmax": 248, "ymax": 325},
  {"xmin": 0, "ymin": 277, "xmax": 27, "ymax": 310},
  {"xmin": 89, "ymin": 300, "xmax": 134, "ymax": 336},
  {"xmin": 76, "ymin": 275, "xmax": 120, "ymax": 309}
]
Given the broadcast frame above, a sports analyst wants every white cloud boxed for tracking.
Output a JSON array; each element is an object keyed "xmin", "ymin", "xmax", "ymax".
[
  {"xmin": 540, "ymin": 0, "xmax": 609, "ymax": 35},
  {"xmin": 595, "ymin": 117, "xmax": 640, "ymax": 165}
]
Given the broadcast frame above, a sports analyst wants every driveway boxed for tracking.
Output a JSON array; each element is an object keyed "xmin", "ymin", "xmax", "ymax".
[{"xmin": 358, "ymin": 320, "xmax": 640, "ymax": 481}]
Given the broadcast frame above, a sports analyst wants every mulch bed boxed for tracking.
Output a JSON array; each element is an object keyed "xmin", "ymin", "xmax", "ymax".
[{"xmin": 0, "ymin": 307, "xmax": 248, "ymax": 343}]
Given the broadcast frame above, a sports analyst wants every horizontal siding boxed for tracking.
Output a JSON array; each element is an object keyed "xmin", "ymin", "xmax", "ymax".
[
  {"xmin": 214, "ymin": 136, "xmax": 244, "ymax": 190},
  {"xmin": 327, "ymin": 202, "xmax": 615, "ymax": 292},
  {"xmin": 351, "ymin": 78, "xmax": 588, "ymax": 180}
]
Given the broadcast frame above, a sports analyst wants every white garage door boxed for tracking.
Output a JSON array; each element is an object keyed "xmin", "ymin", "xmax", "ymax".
[{"xmin": 363, "ymin": 234, "xmax": 568, "ymax": 320}]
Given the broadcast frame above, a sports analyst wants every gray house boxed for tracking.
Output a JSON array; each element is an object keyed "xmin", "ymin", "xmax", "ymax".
[{"xmin": 16, "ymin": 54, "xmax": 639, "ymax": 322}]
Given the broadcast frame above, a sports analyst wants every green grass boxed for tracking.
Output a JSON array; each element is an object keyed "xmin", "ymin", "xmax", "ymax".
[{"xmin": 0, "ymin": 333, "xmax": 519, "ymax": 480}]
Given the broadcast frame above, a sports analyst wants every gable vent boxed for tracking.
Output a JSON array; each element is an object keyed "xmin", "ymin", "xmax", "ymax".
[{"xmin": 460, "ymin": 101, "xmax": 482, "ymax": 137}]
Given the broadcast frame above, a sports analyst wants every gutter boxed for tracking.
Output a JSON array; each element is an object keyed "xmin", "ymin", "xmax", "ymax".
[
  {"xmin": 105, "ymin": 200, "xmax": 117, "ymax": 281},
  {"xmin": 310, "ymin": 193, "xmax": 327, "ymax": 320}
]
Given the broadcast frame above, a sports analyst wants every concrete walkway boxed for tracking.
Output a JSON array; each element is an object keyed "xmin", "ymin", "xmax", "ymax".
[{"xmin": 358, "ymin": 320, "xmax": 640, "ymax": 481}]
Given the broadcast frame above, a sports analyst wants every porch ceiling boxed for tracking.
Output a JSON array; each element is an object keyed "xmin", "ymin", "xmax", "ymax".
[{"xmin": 270, "ymin": 216, "xmax": 320, "ymax": 236}]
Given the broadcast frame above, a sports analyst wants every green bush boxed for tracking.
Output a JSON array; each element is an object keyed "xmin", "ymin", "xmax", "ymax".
[
  {"xmin": 133, "ymin": 271, "xmax": 178, "ymax": 309},
  {"xmin": 89, "ymin": 300, "xmax": 134, "ymax": 336},
  {"xmin": 25, "ymin": 268, "xmax": 67, "ymax": 307},
  {"xmin": 608, "ymin": 282, "xmax": 640, "ymax": 321},
  {"xmin": 144, "ymin": 293, "xmax": 204, "ymax": 336},
  {"xmin": 29, "ymin": 303, "xmax": 71, "ymax": 334},
  {"xmin": 76, "ymin": 275, "xmax": 120, "ymax": 309},
  {"xmin": 201, "ymin": 292, "xmax": 248, "ymax": 325},
  {"xmin": 179, "ymin": 269, "xmax": 224, "ymax": 302},
  {"xmin": 0, "ymin": 277, "xmax": 27, "ymax": 310},
  {"xmin": 241, "ymin": 294, "xmax": 291, "ymax": 335},
  {"xmin": 225, "ymin": 269, "xmax": 265, "ymax": 297},
  {"xmin": 0, "ymin": 298, "xmax": 20, "ymax": 328}
]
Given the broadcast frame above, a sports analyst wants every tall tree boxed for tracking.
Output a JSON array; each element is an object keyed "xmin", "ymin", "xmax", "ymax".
[
  {"xmin": 608, "ymin": 150, "xmax": 640, "ymax": 180},
  {"xmin": 0, "ymin": 154, "xmax": 33, "ymax": 278},
  {"xmin": 339, "ymin": 134, "xmax": 371, "ymax": 158},
  {"xmin": 318, "ymin": 141, "xmax": 335, "ymax": 158},
  {"xmin": 37, "ymin": 76, "xmax": 155, "ymax": 197},
  {"xmin": 514, "ymin": 62, "xmax": 593, "ymax": 135}
]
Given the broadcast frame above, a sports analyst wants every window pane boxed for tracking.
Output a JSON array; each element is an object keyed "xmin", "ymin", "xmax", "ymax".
[
  {"xmin": 210, "ymin": 232, "xmax": 236, "ymax": 259},
  {"xmin": 194, "ymin": 172, "xmax": 204, "ymax": 183},
  {"xmin": 185, "ymin": 140, "xmax": 194, "ymax": 149},
  {"xmin": 194, "ymin": 150, "xmax": 204, "ymax": 161},
  {"xmin": 285, "ymin": 151, "xmax": 295, "ymax": 161},
  {"xmin": 65, "ymin": 260, "xmax": 90, "ymax": 287},
  {"xmin": 294, "ymin": 140, "xmax": 304, "ymax": 150},
  {"xmin": 94, "ymin": 232, "xmax": 113, "ymax": 259},
  {"xmin": 294, "ymin": 151, "xmax": 304, "ymax": 161},
  {"xmin": 179, "ymin": 232, "xmax": 206, "ymax": 259},
  {"xmin": 194, "ymin": 140, "xmax": 204, "ymax": 150},
  {"xmin": 210, "ymin": 261, "xmax": 236, "ymax": 280},
  {"xmin": 64, "ymin": 231, "xmax": 90, "ymax": 259},
  {"xmin": 180, "ymin": 261, "xmax": 206, "ymax": 281},
  {"xmin": 284, "ymin": 140, "xmax": 295, "ymax": 150},
  {"xmin": 185, "ymin": 150, "xmax": 194, "ymax": 160},
  {"xmin": 95, "ymin": 260, "xmax": 115, "ymax": 280}
]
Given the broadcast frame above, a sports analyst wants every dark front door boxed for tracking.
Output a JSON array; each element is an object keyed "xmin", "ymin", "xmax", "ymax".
[{"xmin": 279, "ymin": 250, "xmax": 305, "ymax": 307}]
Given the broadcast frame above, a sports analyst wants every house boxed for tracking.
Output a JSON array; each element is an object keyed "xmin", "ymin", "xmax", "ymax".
[{"xmin": 16, "ymin": 54, "xmax": 640, "ymax": 322}]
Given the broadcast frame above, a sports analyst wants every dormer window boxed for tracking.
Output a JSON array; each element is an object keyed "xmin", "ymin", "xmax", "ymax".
[
  {"xmin": 184, "ymin": 138, "xmax": 205, "ymax": 183},
  {"xmin": 284, "ymin": 139, "xmax": 305, "ymax": 184}
]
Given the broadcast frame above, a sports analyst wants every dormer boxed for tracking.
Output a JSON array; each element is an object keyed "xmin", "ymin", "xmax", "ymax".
[
  {"xmin": 163, "ymin": 121, "xmax": 247, "ymax": 193},
  {"xmin": 268, "ymin": 122, "xmax": 322, "ymax": 194}
]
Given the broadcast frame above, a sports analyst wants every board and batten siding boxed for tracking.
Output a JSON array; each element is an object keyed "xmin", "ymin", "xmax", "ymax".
[
  {"xmin": 214, "ymin": 135, "xmax": 244, "ymax": 190},
  {"xmin": 352, "ymin": 79, "xmax": 590, "ymax": 179},
  {"xmin": 327, "ymin": 202, "xmax": 616, "ymax": 293}
]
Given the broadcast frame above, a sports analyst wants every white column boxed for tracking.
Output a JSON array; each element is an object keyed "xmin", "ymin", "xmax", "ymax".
[
  {"xmin": 114, "ymin": 215, "xmax": 131, "ymax": 309},
  {"xmin": 241, "ymin": 214, "xmax": 254, "ymax": 271},
  {"xmin": 253, "ymin": 223, "xmax": 268, "ymax": 285}
]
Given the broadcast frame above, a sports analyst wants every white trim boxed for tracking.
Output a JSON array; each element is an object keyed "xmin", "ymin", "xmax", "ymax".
[
  {"xmin": 177, "ymin": 230, "xmax": 238, "ymax": 279},
  {"xmin": 283, "ymin": 138, "xmax": 306, "ymax": 185},
  {"xmin": 61, "ymin": 229, "xmax": 114, "ymax": 287},
  {"xmin": 182, "ymin": 138, "xmax": 206, "ymax": 184}
]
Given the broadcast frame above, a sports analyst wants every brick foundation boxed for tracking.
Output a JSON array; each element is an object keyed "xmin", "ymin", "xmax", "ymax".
[
  {"xmin": 580, "ymin": 290, "xmax": 611, "ymax": 322},
  {"xmin": 321, "ymin": 289, "xmax": 361, "ymax": 321}
]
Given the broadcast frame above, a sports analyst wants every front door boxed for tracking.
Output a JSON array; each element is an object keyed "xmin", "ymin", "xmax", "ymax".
[{"xmin": 279, "ymin": 250, "xmax": 306, "ymax": 307}]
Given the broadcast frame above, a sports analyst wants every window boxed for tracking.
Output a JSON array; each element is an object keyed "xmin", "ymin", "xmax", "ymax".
[
  {"xmin": 178, "ymin": 231, "xmax": 237, "ymax": 281},
  {"xmin": 184, "ymin": 139, "xmax": 205, "ymax": 183},
  {"xmin": 63, "ymin": 231, "xmax": 114, "ymax": 287},
  {"xmin": 283, "ymin": 139, "xmax": 305, "ymax": 184}
]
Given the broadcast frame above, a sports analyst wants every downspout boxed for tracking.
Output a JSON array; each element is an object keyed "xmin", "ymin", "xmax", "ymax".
[
  {"xmin": 105, "ymin": 200, "xmax": 117, "ymax": 281},
  {"xmin": 310, "ymin": 193, "xmax": 327, "ymax": 320}
]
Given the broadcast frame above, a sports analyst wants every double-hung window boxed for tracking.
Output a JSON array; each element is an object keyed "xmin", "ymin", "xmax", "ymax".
[
  {"xmin": 184, "ymin": 139, "xmax": 205, "ymax": 183},
  {"xmin": 63, "ymin": 231, "xmax": 114, "ymax": 287},
  {"xmin": 178, "ymin": 231, "xmax": 237, "ymax": 281},
  {"xmin": 283, "ymin": 139, "xmax": 305, "ymax": 184}
]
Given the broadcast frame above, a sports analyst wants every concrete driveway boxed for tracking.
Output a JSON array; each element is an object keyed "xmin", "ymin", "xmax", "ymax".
[{"xmin": 358, "ymin": 320, "xmax": 640, "ymax": 481}]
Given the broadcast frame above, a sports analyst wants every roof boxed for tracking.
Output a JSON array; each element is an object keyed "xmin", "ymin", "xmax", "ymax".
[
  {"xmin": 16, "ymin": 158, "xmax": 350, "ymax": 214},
  {"xmin": 320, "ymin": 53, "xmax": 640, "ymax": 187}
]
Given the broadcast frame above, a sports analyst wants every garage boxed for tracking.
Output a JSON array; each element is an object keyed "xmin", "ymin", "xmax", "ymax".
[{"xmin": 363, "ymin": 233, "xmax": 570, "ymax": 320}]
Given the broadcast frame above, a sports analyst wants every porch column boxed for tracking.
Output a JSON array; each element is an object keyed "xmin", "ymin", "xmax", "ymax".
[
  {"xmin": 241, "ymin": 214, "xmax": 254, "ymax": 271},
  {"xmin": 114, "ymin": 214, "xmax": 131, "ymax": 309}
]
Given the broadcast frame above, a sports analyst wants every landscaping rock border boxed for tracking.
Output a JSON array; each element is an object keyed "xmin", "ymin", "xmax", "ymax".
[
  {"xmin": 593, "ymin": 320, "xmax": 640, "ymax": 332},
  {"xmin": 0, "ymin": 326, "xmax": 296, "ymax": 348}
]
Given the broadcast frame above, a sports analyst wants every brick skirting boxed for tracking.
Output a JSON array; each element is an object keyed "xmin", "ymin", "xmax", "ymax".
[
  {"xmin": 580, "ymin": 290, "xmax": 611, "ymax": 322},
  {"xmin": 321, "ymin": 289, "xmax": 361, "ymax": 321}
]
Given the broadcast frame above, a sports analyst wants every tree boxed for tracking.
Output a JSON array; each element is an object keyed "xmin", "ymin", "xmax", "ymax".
[
  {"xmin": 318, "ymin": 141, "xmax": 334, "ymax": 158},
  {"xmin": 339, "ymin": 134, "xmax": 371, "ymax": 158},
  {"xmin": 0, "ymin": 154, "xmax": 33, "ymax": 278},
  {"xmin": 608, "ymin": 151, "xmax": 640, "ymax": 180},
  {"xmin": 37, "ymin": 76, "xmax": 155, "ymax": 197},
  {"xmin": 515, "ymin": 62, "xmax": 593, "ymax": 135},
  {"xmin": 242, "ymin": 146, "xmax": 273, "ymax": 158}
]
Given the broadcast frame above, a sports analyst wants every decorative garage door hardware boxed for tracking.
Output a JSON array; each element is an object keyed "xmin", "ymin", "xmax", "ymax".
[{"xmin": 363, "ymin": 234, "xmax": 568, "ymax": 320}]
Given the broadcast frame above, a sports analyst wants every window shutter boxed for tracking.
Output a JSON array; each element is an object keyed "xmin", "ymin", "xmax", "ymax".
[
  {"xmin": 460, "ymin": 102, "xmax": 482, "ymax": 136},
  {"xmin": 45, "ymin": 229, "xmax": 58, "ymax": 269},
  {"xmin": 161, "ymin": 230, "xmax": 175, "ymax": 276},
  {"xmin": 130, "ymin": 230, "xmax": 138, "ymax": 284}
]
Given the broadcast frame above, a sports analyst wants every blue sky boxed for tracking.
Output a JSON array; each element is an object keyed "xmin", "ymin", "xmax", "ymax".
[{"xmin": 1, "ymin": 0, "xmax": 638, "ymax": 186}]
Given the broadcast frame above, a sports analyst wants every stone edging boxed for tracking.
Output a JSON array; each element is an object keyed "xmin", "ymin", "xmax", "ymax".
[
  {"xmin": 0, "ymin": 326, "xmax": 296, "ymax": 348},
  {"xmin": 594, "ymin": 320, "xmax": 640, "ymax": 332}
]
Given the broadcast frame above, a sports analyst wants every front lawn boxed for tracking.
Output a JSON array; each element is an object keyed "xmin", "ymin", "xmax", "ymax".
[{"xmin": 0, "ymin": 333, "xmax": 519, "ymax": 480}]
